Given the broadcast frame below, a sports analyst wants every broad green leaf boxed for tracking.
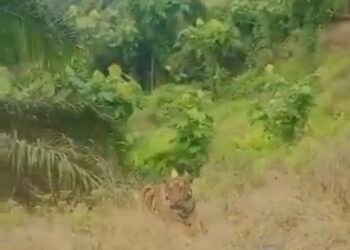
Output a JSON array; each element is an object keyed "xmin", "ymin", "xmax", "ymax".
[
  {"xmin": 114, "ymin": 106, "xmax": 126, "ymax": 119},
  {"xmin": 64, "ymin": 66, "xmax": 75, "ymax": 77},
  {"xmin": 42, "ymin": 83, "xmax": 56, "ymax": 97},
  {"xmin": 92, "ymin": 70, "xmax": 105, "ymax": 83},
  {"xmin": 89, "ymin": 10, "xmax": 100, "ymax": 19},
  {"xmin": 187, "ymin": 108, "xmax": 206, "ymax": 121},
  {"xmin": 76, "ymin": 16, "xmax": 96, "ymax": 29},
  {"xmin": 115, "ymin": 82, "xmax": 135, "ymax": 100},
  {"xmin": 66, "ymin": 5, "xmax": 79, "ymax": 18},
  {"xmin": 98, "ymin": 92, "xmax": 115, "ymax": 102},
  {"xmin": 265, "ymin": 64, "xmax": 274, "ymax": 74},
  {"xmin": 300, "ymin": 85, "xmax": 312, "ymax": 94},
  {"xmin": 108, "ymin": 64, "xmax": 122, "ymax": 78},
  {"xmin": 196, "ymin": 18, "xmax": 204, "ymax": 26}
]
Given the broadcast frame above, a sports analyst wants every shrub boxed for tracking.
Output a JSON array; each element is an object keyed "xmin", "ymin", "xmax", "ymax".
[
  {"xmin": 251, "ymin": 65, "xmax": 315, "ymax": 143},
  {"xmin": 138, "ymin": 88, "xmax": 213, "ymax": 178}
]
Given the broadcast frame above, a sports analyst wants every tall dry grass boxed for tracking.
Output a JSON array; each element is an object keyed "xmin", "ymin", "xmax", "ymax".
[{"xmin": 3, "ymin": 138, "xmax": 350, "ymax": 249}]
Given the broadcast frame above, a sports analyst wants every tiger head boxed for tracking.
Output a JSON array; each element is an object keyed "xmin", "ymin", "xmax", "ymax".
[{"xmin": 164, "ymin": 176, "xmax": 194, "ymax": 211}]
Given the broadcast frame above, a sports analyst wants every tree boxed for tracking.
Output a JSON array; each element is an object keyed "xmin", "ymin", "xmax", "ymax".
[
  {"xmin": 0, "ymin": 0, "xmax": 78, "ymax": 71},
  {"xmin": 67, "ymin": 0, "xmax": 207, "ymax": 90},
  {"xmin": 171, "ymin": 18, "xmax": 243, "ymax": 94}
]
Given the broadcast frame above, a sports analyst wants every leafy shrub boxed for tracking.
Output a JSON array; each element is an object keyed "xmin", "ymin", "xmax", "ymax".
[
  {"xmin": 0, "ymin": 62, "xmax": 143, "ymax": 201},
  {"xmin": 15, "ymin": 63, "xmax": 143, "ymax": 157},
  {"xmin": 168, "ymin": 89, "xmax": 213, "ymax": 176},
  {"xmin": 170, "ymin": 102, "xmax": 213, "ymax": 177},
  {"xmin": 147, "ymin": 84, "xmax": 200, "ymax": 124},
  {"xmin": 86, "ymin": 65, "xmax": 143, "ymax": 121},
  {"xmin": 225, "ymin": 0, "xmax": 337, "ymax": 66},
  {"xmin": 137, "ymin": 88, "xmax": 213, "ymax": 178},
  {"xmin": 170, "ymin": 18, "xmax": 243, "ymax": 93},
  {"xmin": 56, "ymin": 63, "xmax": 143, "ymax": 122},
  {"xmin": 238, "ymin": 66, "xmax": 289, "ymax": 98},
  {"xmin": 13, "ymin": 66, "xmax": 57, "ymax": 99},
  {"xmin": 251, "ymin": 66, "xmax": 315, "ymax": 143},
  {"xmin": 78, "ymin": 64, "xmax": 143, "ymax": 164}
]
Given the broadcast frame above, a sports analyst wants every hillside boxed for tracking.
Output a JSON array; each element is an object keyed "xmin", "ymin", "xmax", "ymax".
[
  {"xmin": 2, "ymin": 1, "xmax": 350, "ymax": 249},
  {"xmin": 128, "ymin": 17, "xmax": 350, "ymax": 197},
  {"xmin": 2, "ymin": 16, "xmax": 350, "ymax": 250}
]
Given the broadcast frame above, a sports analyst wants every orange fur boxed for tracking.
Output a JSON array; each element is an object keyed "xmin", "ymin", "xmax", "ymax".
[{"xmin": 140, "ymin": 177, "xmax": 208, "ymax": 236}]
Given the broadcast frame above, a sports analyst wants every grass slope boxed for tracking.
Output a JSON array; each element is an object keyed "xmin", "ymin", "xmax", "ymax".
[{"xmin": 128, "ymin": 44, "xmax": 350, "ymax": 197}]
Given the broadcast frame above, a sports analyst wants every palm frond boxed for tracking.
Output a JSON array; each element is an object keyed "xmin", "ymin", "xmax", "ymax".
[
  {"xmin": 0, "ymin": 97, "xmax": 114, "ymax": 122},
  {"xmin": 0, "ymin": 0, "xmax": 77, "ymax": 42},
  {"xmin": 0, "ymin": 98, "xmax": 115, "ymax": 157},
  {"xmin": 0, "ymin": 131, "xmax": 114, "ymax": 200},
  {"xmin": 0, "ymin": 0, "xmax": 79, "ymax": 69}
]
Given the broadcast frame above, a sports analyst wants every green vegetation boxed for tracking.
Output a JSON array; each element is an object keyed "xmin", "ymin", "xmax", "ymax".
[
  {"xmin": 0, "ymin": 0, "xmax": 350, "ymax": 205},
  {"xmin": 251, "ymin": 66, "xmax": 315, "ymax": 144},
  {"xmin": 136, "ymin": 87, "xmax": 213, "ymax": 179}
]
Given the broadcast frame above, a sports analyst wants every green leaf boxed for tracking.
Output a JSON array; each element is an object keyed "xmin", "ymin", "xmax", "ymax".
[
  {"xmin": 114, "ymin": 106, "xmax": 125, "ymax": 119},
  {"xmin": 196, "ymin": 18, "xmax": 204, "ymax": 26},
  {"xmin": 76, "ymin": 16, "xmax": 96, "ymax": 29},
  {"xmin": 66, "ymin": 5, "xmax": 79, "ymax": 18},
  {"xmin": 265, "ymin": 64, "xmax": 274, "ymax": 74},
  {"xmin": 41, "ymin": 83, "xmax": 56, "ymax": 98},
  {"xmin": 300, "ymin": 85, "xmax": 312, "ymax": 94},
  {"xmin": 108, "ymin": 64, "xmax": 122, "ymax": 78},
  {"xmin": 0, "ymin": 67, "xmax": 12, "ymax": 96},
  {"xmin": 98, "ymin": 92, "xmax": 115, "ymax": 102},
  {"xmin": 187, "ymin": 108, "xmax": 206, "ymax": 121},
  {"xmin": 65, "ymin": 66, "xmax": 76, "ymax": 77},
  {"xmin": 92, "ymin": 70, "xmax": 106, "ymax": 83}
]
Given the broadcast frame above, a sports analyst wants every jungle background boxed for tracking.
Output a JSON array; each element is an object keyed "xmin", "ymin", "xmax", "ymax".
[{"xmin": 2, "ymin": 0, "xmax": 350, "ymax": 249}]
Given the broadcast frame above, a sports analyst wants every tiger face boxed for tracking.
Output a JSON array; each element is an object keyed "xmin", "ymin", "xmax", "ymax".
[
  {"xmin": 140, "ymin": 176, "xmax": 208, "ymax": 236},
  {"xmin": 164, "ymin": 176, "xmax": 193, "ymax": 211}
]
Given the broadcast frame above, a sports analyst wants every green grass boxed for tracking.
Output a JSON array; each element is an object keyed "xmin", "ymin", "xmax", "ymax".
[
  {"xmin": 130, "ymin": 126, "xmax": 176, "ymax": 166},
  {"xmin": 127, "ymin": 46, "xmax": 350, "ymax": 196}
]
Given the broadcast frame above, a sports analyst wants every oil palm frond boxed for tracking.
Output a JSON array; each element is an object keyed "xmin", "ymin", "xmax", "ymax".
[{"xmin": 0, "ymin": 131, "xmax": 113, "ymax": 196}]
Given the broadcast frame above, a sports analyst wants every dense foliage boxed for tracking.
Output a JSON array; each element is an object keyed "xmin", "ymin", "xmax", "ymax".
[
  {"xmin": 65, "ymin": 0, "xmax": 342, "ymax": 90},
  {"xmin": 251, "ymin": 65, "xmax": 315, "ymax": 144},
  {"xmin": 0, "ymin": 0, "xmax": 77, "ymax": 70},
  {"xmin": 138, "ymin": 87, "xmax": 213, "ymax": 179},
  {"xmin": 0, "ymin": 0, "xmax": 347, "ymax": 203}
]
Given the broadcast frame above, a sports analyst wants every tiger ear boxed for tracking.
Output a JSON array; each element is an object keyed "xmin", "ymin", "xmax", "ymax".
[
  {"xmin": 170, "ymin": 168, "xmax": 179, "ymax": 178},
  {"xmin": 183, "ymin": 171, "xmax": 193, "ymax": 183}
]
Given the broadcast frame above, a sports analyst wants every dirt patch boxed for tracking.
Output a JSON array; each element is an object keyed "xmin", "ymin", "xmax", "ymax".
[{"xmin": 321, "ymin": 19, "xmax": 350, "ymax": 51}]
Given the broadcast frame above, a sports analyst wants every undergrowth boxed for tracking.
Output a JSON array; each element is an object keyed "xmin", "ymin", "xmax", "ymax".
[
  {"xmin": 1, "ymin": 0, "xmax": 350, "ymax": 209},
  {"xmin": 128, "ymin": 47, "xmax": 350, "ymax": 198}
]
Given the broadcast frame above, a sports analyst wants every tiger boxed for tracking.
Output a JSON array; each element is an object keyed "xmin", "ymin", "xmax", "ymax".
[{"xmin": 140, "ymin": 175, "xmax": 208, "ymax": 237}]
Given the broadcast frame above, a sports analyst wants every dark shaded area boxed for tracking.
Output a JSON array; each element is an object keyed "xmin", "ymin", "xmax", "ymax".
[
  {"xmin": 0, "ymin": 99, "xmax": 115, "ymax": 157},
  {"xmin": 0, "ymin": 99, "xmax": 119, "ymax": 203}
]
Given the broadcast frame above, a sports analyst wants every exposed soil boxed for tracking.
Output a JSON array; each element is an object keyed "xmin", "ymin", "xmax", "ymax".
[{"xmin": 321, "ymin": 19, "xmax": 350, "ymax": 51}]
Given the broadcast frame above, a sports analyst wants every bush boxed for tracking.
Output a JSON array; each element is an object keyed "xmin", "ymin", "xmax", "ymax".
[
  {"xmin": 0, "ymin": 61, "xmax": 144, "ymax": 202},
  {"xmin": 170, "ymin": 18, "xmax": 243, "ymax": 93},
  {"xmin": 251, "ymin": 65, "xmax": 315, "ymax": 144},
  {"xmin": 169, "ymin": 90, "xmax": 214, "ymax": 176},
  {"xmin": 137, "ymin": 88, "xmax": 213, "ymax": 178}
]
